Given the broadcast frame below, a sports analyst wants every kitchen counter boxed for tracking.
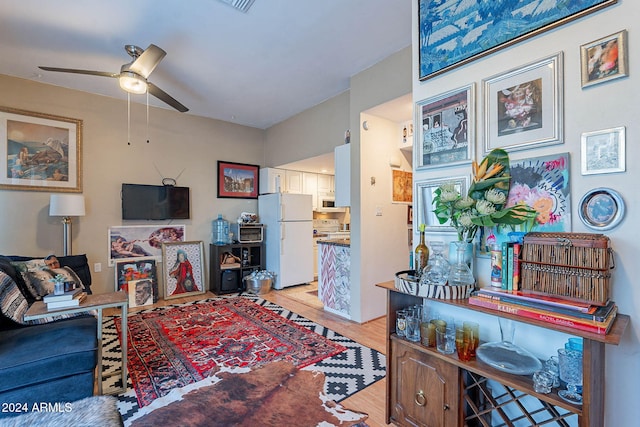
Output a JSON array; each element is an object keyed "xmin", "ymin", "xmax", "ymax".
[
  {"xmin": 317, "ymin": 238, "xmax": 350, "ymax": 247},
  {"xmin": 317, "ymin": 238, "xmax": 351, "ymax": 319}
]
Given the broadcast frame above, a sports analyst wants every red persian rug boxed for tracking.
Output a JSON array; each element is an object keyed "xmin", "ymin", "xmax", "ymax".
[{"xmin": 117, "ymin": 297, "xmax": 347, "ymax": 407}]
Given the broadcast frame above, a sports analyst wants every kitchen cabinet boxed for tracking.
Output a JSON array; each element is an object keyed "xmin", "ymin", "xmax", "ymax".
[
  {"xmin": 259, "ymin": 168, "xmax": 286, "ymax": 194},
  {"xmin": 334, "ymin": 144, "xmax": 350, "ymax": 207},
  {"xmin": 209, "ymin": 243, "xmax": 265, "ymax": 294},
  {"xmin": 317, "ymin": 173, "xmax": 333, "ymax": 194},
  {"xmin": 303, "ymin": 172, "xmax": 318, "ymax": 209},
  {"xmin": 285, "ymin": 170, "xmax": 304, "ymax": 193},
  {"xmin": 378, "ymin": 281, "xmax": 630, "ymax": 427}
]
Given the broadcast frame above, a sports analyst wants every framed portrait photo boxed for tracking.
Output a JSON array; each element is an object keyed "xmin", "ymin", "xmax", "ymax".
[
  {"xmin": 483, "ymin": 53, "xmax": 563, "ymax": 154},
  {"xmin": 581, "ymin": 126, "xmax": 625, "ymax": 175},
  {"xmin": 416, "ymin": 84, "xmax": 475, "ymax": 169},
  {"xmin": 115, "ymin": 258, "xmax": 159, "ymax": 304},
  {"xmin": 217, "ymin": 161, "xmax": 259, "ymax": 199},
  {"xmin": 581, "ymin": 30, "xmax": 628, "ymax": 88},
  {"xmin": 0, "ymin": 106, "xmax": 82, "ymax": 192},
  {"xmin": 162, "ymin": 241, "xmax": 206, "ymax": 300}
]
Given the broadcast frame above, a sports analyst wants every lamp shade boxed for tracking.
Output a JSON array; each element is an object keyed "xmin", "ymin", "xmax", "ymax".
[{"xmin": 49, "ymin": 194, "xmax": 86, "ymax": 217}]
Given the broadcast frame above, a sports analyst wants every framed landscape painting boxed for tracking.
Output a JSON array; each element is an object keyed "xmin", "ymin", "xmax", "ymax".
[
  {"xmin": 217, "ymin": 161, "xmax": 259, "ymax": 199},
  {"xmin": 0, "ymin": 106, "xmax": 82, "ymax": 192},
  {"xmin": 419, "ymin": 0, "xmax": 616, "ymax": 81}
]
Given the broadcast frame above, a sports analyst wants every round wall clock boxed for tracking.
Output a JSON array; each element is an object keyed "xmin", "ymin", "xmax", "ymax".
[{"xmin": 578, "ymin": 187, "xmax": 625, "ymax": 231}]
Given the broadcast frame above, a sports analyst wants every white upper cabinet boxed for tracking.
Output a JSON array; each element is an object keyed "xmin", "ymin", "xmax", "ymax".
[
  {"xmin": 317, "ymin": 173, "xmax": 334, "ymax": 194},
  {"xmin": 259, "ymin": 167, "xmax": 286, "ymax": 194},
  {"xmin": 334, "ymin": 144, "xmax": 350, "ymax": 207},
  {"xmin": 285, "ymin": 170, "xmax": 304, "ymax": 193},
  {"xmin": 303, "ymin": 172, "xmax": 318, "ymax": 209}
]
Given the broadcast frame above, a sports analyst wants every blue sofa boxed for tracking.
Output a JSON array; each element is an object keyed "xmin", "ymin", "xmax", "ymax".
[{"xmin": 0, "ymin": 254, "xmax": 98, "ymax": 419}]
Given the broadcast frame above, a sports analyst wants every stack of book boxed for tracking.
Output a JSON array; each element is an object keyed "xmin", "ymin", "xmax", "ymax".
[
  {"xmin": 500, "ymin": 241, "xmax": 522, "ymax": 291},
  {"xmin": 468, "ymin": 288, "xmax": 617, "ymax": 335},
  {"xmin": 43, "ymin": 287, "xmax": 87, "ymax": 310}
]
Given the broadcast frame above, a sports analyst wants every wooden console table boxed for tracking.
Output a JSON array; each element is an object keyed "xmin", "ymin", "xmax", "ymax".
[
  {"xmin": 24, "ymin": 292, "xmax": 128, "ymax": 395},
  {"xmin": 377, "ymin": 281, "xmax": 629, "ymax": 427}
]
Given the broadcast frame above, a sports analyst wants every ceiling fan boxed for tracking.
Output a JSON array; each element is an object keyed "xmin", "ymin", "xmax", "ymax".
[{"xmin": 39, "ymin": 44, "xmax": 189, "ymax": 113}]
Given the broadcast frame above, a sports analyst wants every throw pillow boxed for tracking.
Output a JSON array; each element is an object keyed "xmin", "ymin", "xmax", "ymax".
[
  {"xmin": 21, "ymin": 267, "xmax": 85, "ymax": 300},
  {"xmin": 0, "ymin": 271, "xmax": 85, "ymax": 326}
]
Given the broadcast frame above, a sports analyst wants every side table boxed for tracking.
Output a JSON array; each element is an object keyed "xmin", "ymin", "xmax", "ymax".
[{"xmin": 24, "ymin": 292, "xmax": 128, "ymax": 395}]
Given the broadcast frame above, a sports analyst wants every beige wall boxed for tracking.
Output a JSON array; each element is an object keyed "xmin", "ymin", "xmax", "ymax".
[
  {"xmin": 411, "ymin": 2, "xmax": 638, "ymax": 425},
  {"xmin": 0, "ymin": 75, "xmax": 264, "ymax": 295}
]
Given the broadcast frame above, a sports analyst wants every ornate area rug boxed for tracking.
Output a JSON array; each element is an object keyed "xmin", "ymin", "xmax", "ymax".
[
  {"xmin": 114, "ymin": 297, "xmax": 346, "ymax": 407},
  {"xmin": 102, "ymin": 294, "xmax": 386, "ymax": 424}
]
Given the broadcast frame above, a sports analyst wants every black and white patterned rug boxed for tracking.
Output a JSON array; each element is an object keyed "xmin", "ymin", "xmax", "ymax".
[{"xmin": 101, "ymin": 293, "xmax": 386, "ymax": 424}]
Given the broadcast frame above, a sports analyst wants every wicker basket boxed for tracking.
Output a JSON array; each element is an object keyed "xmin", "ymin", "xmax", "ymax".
[
  {"xmin": 520, "ymin": 232, "xmax": 614, "ymax": 305},
  {"xmin": 395, "ymin": 271, "xmax": 474, "ymax": 300}
]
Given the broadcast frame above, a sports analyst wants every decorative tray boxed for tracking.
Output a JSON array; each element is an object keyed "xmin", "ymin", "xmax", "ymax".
[
  {"xmin": 394, "ymin": 271, "xmax": 475, "ymax": 300},
  {"xmin": 476, "ymin": 341, "xmax": 542, "ymax": 375}
]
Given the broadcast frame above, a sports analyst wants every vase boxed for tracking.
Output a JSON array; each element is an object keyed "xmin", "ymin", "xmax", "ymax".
[
  {"xmin": 448, "ymin": 241, "xmax": 474, "ymax": 272},
  {"xmin": 447, "ymin": 241, "xmax": 475, "ymax": 287}
]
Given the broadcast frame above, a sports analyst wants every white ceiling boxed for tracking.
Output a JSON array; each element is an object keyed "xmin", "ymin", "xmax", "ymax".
[{"xmin": 0, "ymin": 0, "xmax": 412, "ymax": 130}]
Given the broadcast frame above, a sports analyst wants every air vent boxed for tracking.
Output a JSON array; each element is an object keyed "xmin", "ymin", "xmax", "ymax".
[{"xmin": 217, "ymin": 0, "xmax": 255, "ymax": 13}]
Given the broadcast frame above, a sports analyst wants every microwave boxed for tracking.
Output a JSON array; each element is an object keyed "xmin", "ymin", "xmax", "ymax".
[
  {"xmin": 230, "ymin": 223, "xmax": 264, "ymax": 243},
  {"xmin": 321, "ymin": 198, "xmax": 336, "ymax": 208}
]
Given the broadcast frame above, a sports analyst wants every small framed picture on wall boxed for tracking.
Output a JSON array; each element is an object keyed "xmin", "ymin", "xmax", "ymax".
[{"xmin": 580, "ymin": 30, "xmax": 628, "ymax": 88}]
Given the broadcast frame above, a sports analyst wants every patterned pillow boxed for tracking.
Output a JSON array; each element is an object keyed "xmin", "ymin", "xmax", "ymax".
[
  {"xmin": 21, "ymin": 266, "xmax": 84, "ymax": 300},
  {"xmin": 0, "ymin": 271, "xmax": 85, "ymax": 326}
]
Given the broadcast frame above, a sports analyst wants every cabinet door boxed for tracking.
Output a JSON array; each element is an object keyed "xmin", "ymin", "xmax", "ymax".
[
  {"xmin": 303, "ymin": 172, "xmax": 318, "ymax": 209},
  {"xmin": 259, "ymin": 168, "xmax": 286, "ymax": 194},
  {"xmin": 334, "ymin": 144, "xmax": 350, "ymax": 207},
  {"xmin": 285, "ymin": 170, "xmax": 304, "ymax": 193},
  {"xmin": 317, "ymin": 173, "xmax": 333, "ymax": 193},
  {"xmin": 390, "ymin": 340, "xmax": 459, "ymax": 427}
]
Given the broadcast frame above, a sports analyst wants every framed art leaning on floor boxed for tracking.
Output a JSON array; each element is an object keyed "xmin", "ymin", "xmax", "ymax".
[{"xmin": 162, "ymin": 241, "xmax": 206, "ymax": 300}]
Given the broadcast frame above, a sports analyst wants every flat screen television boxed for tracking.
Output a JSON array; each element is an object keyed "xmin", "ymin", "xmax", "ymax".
[{"xmin": 121, "ymin": 183, "xmax": 190, "ymax": 220}]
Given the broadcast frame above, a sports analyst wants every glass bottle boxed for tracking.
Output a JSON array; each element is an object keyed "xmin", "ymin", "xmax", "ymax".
[
  {"xmin": 420, "ymin": 241, "xmax": 449, "ymax": 286},
  {"xmin": 414, "ymin": 228, "xmax": 429, "ymax": 276},
  {"xmin": 447, "ymin": 241, "xmax": 474, "ymax": 286}
]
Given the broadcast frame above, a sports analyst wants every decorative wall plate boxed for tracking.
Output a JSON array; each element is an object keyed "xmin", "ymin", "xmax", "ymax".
[{"xmin": 578, "ymin": 188, "xmax": 625, "ymax": 231}]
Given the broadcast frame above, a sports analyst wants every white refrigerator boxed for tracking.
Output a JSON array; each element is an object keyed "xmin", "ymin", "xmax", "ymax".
[{"xmin": 258, "ymin": 193, "xmax": 314, "ymax": 289}]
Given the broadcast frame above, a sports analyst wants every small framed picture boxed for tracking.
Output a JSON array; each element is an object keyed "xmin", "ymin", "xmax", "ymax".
[
  {"xmin": 217, "ymin": 161, "xmax": 259, "ymax": 199},
  {"xmin": 578, "ymin": 187, "xmax": 625, "ymax": 231},
  {"xmin": 483, "ymin": 53, "xmax": 563, "ymax": 153},
  {"xmin": 162, "ymin": 241, "xmax": 206, "ymax": 300},
  {"xmin": 581, "ymin": 126, "xmax": 625, "ymax": 175},
  {"xmin": 392, "ymin": 169, "xmax": 412, "ymax": 203},
  {"xmin": 115, "ymin": 258, "xmax": 159, "ymax": 303},
  {"xmin": 415, "ymin": 84, "xmax": 475, "ymax": 169},
  {"xmin": 581, "ymin": 30, "xmax": 628, "ymax": 89},
  {"xmin": 128, "ymin": 279, "xmax": 154, "ymax": 308}
]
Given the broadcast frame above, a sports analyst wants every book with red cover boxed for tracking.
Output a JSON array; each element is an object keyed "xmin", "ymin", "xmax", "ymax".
[
  {"xmin": 475, "ymin": 290, "xmax": 616, "ymax": 322},
  {"xmin": 478, "ymin": 287, "xmax": 595, "ymax": 312},
  {"xmin": 468, "ymin": 295, "xmax": 617, "ymax": 335}
]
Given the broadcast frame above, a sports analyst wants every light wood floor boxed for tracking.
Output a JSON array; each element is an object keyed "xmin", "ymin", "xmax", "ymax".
[{"xmin": 116, "ymin": 284, "xmax": 391, "ymax": 427}]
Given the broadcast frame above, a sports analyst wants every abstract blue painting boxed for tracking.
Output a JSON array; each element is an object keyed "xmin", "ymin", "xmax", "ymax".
[{"xmin": 419, "ymin": 0, "xmax": 616, "ymax": 80}]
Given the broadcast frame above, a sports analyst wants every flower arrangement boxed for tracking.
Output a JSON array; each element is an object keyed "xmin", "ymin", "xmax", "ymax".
[{"xmin": 432, "ymin": 149, "xmax": 537, "ymax": 242}]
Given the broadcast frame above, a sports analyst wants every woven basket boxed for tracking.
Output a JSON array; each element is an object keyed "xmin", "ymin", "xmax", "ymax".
[
  {"xmin": 395, "ymin": 271, "xmax": 475, "ymax": 300},
  {"xmin": 520, "ymin": 232, "xmax": 613, "ymax": 305}
]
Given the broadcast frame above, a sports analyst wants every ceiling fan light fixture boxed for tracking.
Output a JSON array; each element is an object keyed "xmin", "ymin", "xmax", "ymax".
[{"xmin": 119, "ymin": 71, "xmax": 147, "ymax": 94}]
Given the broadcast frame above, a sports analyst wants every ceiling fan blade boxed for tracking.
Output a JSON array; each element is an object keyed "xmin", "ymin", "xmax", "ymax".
[
  {"xmin": 148, "ymin": 82, "xmax": 189, "ymax": 113},
  {"xmin": 38, "ymin": 66, "xmax": 118, "ymax": 78},
  {"xmin": 129, "ymin": 44, "xmax": 166, "ymax": 78}
]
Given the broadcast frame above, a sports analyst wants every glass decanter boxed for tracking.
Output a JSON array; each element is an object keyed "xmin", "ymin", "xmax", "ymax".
[
  {"xmin": 420, "ymin": 241, "xmax": 449, "ymax": 286},
  {"xmin": 447, "ymin": 241, "xmax": 475, "ymax": 287}
]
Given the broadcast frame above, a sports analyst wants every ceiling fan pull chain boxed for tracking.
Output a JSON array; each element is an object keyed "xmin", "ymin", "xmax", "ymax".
[
  {"xmin": 146, "ymin": 91, "xmax": 150, "ymax": 143},
  {"xmin": 127, "ymin": 92, "xmax": 131, "ymax": 146}
]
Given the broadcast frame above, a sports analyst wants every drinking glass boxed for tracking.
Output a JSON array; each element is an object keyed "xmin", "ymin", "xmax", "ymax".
[
  {"xmin": 396, "ymin": 309, "xmax": 407, "ymax": 338},
  {"xmin": 557, "ymin": 348, "xmax": 583, "ymax": 404},
  {"xmin": 455, "ymin": 327, "xmax": 473, "ymax": 361},
  {"xmin": 436, "ymin": 324, "xmax": 456, "ymax": 354},
  {"xmin": 533, "ymin": 370, "xmax": 555, "ymax": 394},
  {"xmin": 406, "ymin": 313, "xmax": 421, "ymax": 342},
  {"xmin": 462, "ymin": 321, "xmax": 480, "ymax": 357}
]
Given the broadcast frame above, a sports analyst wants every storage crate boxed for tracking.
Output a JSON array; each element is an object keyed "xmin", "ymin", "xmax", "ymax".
[{"xmin": 520, "ymin": 232, "xmax": 613, "ymax": 305}]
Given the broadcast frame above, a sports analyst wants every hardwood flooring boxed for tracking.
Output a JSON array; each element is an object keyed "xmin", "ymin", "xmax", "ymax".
[{"xmin": 114, "ymin": 284, "xmax": 390, "ymax": 426}]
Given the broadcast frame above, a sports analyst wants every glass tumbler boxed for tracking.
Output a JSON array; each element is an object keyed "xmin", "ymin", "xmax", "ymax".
[{"xmin": 396, "ymin": 309, "xmax": 407, "ymax": 338}]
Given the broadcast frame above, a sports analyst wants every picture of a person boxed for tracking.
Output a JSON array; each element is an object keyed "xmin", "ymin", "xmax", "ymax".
[
  {"xmin": 134, "ymin": 280, "xmax": 153, "ymax": 307},
  {"xmin": 169, "ymin": 249, "xmax": 195, "ymax": 295}
]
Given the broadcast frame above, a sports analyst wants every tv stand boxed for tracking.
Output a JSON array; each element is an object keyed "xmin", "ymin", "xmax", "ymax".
[{"xmin": 377, "ymin": 281, "xmax": 629, "ymax": 427}]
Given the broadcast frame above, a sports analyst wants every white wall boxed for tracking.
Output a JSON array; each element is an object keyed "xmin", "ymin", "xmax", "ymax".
[
  {"xmin": 411, "ymin": 2, "xmax": 638, "ymax": 425},
  {"xmin": 0, "ymin": 75, "xmax": 264, "ymax": 295}
]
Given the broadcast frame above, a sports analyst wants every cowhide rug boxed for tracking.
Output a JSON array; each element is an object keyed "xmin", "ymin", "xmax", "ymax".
[{"xmin": 128, "ymin": 361, "xmax": 368, "ymax": 427}]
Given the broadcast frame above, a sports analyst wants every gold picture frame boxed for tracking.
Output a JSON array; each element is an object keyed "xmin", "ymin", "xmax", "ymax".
[
  {"xmin": 0, "ymin": 106, "xmax": 82, "ymax": 192},
  {"xmin": 162, "ymin": 241, "xmax": 206, "ymax": 300},
  {"xmin": 581, "ymin": 30, "xmax": 628, "ymax": 88}
]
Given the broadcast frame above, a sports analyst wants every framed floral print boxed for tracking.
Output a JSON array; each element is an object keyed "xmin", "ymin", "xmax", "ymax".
[{"xmin": 581, "ymin": 30, "xmax": 628, "ymax": 88}]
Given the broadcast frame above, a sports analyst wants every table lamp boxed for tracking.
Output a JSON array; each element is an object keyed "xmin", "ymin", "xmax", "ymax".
[{"xmin": 49, "ymin": 194, "xmax": 85, "ymax": 256}]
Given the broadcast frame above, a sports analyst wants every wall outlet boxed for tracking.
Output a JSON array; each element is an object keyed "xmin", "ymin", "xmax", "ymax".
[
  {"xmin": 376, "ymin": 206, "xmax": 383, "ymax": 216},
  {"xmin": 94, "ymin": 263, "xmax": 102, "ymax": 273}
]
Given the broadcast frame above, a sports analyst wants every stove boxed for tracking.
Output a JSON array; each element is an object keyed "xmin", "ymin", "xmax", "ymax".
[{"xmin": 313, "ymin": 219, "xmax": 340, "ymax": 236}]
